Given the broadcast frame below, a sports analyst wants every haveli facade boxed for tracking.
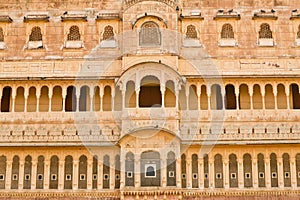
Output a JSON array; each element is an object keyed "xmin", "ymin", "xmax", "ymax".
[{"xmin": 1, "ymin": 0, "xmax": 300, "ymax": 199}]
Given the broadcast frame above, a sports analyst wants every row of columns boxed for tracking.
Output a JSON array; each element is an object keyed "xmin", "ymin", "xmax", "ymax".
[{"xmin": 3, "ymin": 156, "xmax": 116, "ymax": 190}]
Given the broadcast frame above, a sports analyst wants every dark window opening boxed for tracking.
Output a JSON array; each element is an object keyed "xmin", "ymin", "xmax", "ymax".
[{"xmin": 1, "ymin": 87, "xmax": 11, "ymax": 112}]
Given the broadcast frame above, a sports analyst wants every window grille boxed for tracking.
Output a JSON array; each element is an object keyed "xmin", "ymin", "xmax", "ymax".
[
  {"xmin": 139, "ymin": 22, "xmax": 161, "ymax": 46},
  {"xmin": 29, "ymin": 26, "xmax": 42, "ymax": 41},
  {"xmin": 186, "ymin": 25, "xmax": 197, "ymax": 39},
  {"xmin": 0, "ymin": 27, "xmax": 4, "ymax": 42},
  {"xmin": 103, "ymin": 25, "xmax": 114, "ymax": 40},
  {"xmin": 259, "ymin": 23, "xmax": 272, "ymax": 39},
  {"xmin": 67, "ymin": 25, "xmax": 81, "ymax": 41},
  {"xmin": 221, "ymin": 23, "xmax": 234, "ymax": 39}
]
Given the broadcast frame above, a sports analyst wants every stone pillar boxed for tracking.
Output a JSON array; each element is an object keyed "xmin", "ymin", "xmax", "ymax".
[
  {"xmin": 265, "ymin": 157, "xmax": 271, "ymax": 188},
  {"xmin": 100, "ymin": 86, "xmax": 104, "ymax": 112},
  {"xmin": 199, "ymin": 157, "xmax": 204, "ymax": 189},
  {"xmin": 48, "ymin": 88, "xmax": 52, "ymax": 112},
  {"xmin": 110, "ymin": 162, "xmax": 115, "ymax": 189},
  {"xmin": 44, "ymin": 159, "xmax": 50, "ymax": 189},
  {"xmin": 238, "ymin": 158, "xmax": 244, "ymax": 189},
  {"xmin": 36, "ymin": 89, "xmax": 41, "ymax": 112},
  {"xmin": 76, "ymin": 94, "xmax": 80, "ymax": 112},
  {"xmin": 87, "ymin": 158, "xmax": 93, "ymax": 190},
  {"xmin": 223, "ymin": 158, "xmax": 229, "ymax": 189},
  {"xmin": 249, "ymin": 86, "xmax": 253, "ymax": 110},
  {"xmin": 62, "ymin": 87, "xmax": 66, "ymax": 112},
  {"xmin": 135, "ymin": 89, "xmax": 140, "ymax": 109},
  {"xmin": 160, "ymin": 86, "xmax": 165, "ymax": 108},
  {"xmin": 121, "ymin": 91, "xmax": 125, "ymax": 110},
  {"xmin": 97, "ymin": 160, "xmax": 103, "ymax": 189},
  {"xmin": 209, "ymin": 158, "xmax": 214, "ymax": 188},
  {"xmin": 221, "ymin": 87, "xmax": 226, "ymax": 110},
  {"xmin": 11, "ymin": 87, "xmax": 16, "ymax": 112},
  {"xmin": 58, "ymin": 160, "xmax": 65, "ymax": 190},
  {"xmin": 252, "ymin": 158, "xmax": 258, "ymax": 189},
  {"xmin": 186, "ymin": 158, "xmax": 192, "ymax": 188},
  {"xmin": 286, "ymin": 84, "xmax": 290, "ymax": 110},
  {"xmin": 135, "ymin": 154, "xmax": 141, "ymax": 187},
  {"xmin": 24, "ymin": 87, "xmax": 29, "ymax": 112},
  {"xmin": 278, "ymin": 157, "xmax": 284, "ymax": 188},
  {"xmin": 19, "ymin": 159, "xmax": 25, "ymax": 189},
  {"xmin": 290, "ymin": 156, "xmax": 297, "ymax": 189},
  {"xmin": 261, "ymin": 87, "xmax": 266, "ymax": 110},
  {"xmin": 176, "ymin": 158, "xmax": 181, "ymax": 188},
  {"xmin": 197, "ymin": 83, "xmax": 201, "ymax": 111},
  {"xmin": 111, "ymin": 87, "xmax": 115, "ymax": 111},
  {"xmin": 235, "ymin": 87, "xmax": 240, "ymax": 110},
  {"xmin": 5, "ymin": 159, "xmax": 12, "ymax": 189},
  {"xmin": 161, "ymin": 159, "xmax": 167, "ymax": 187},
  {"xmin": 120, "ymin": 152, "xmax": 126, "ymax": 189},
  {"xmin": 175, "ymin": 90, "xmax": 179, "ymax": 109},
  {"xmin": 89, "ymin": 89, "xmax": 94, "ymax": 112},
  {"xmin": 186, "ymin": 86, "xmax": 190, "ymax": 110},
  {"xmin": 31, "ymin": 160, "xmax": 37, "ymax": 189},
  {"xmin": 274, "ymin": 86, "xmax": 278, "ymax": 110},
  {"xmin": 73, "ymin": 160, "xmax": 79, "ymax": 190},
  {"xmin": 207, "ymin": 96, "xmax": 211, "ymax": 110}
]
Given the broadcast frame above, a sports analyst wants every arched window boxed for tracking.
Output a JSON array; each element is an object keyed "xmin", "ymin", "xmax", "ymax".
[
  {"xmin": 146, "ymin": 166, "xmax": 156, "ymax": 177},
  {"xmin": 221, "ymin": 23, "xmax": 234, "ymax": 39},
  {"xmin": 139, "ymin": 22, "xmax": 161, "ymax": 46},
  {"xmin": 103, "ymin": 25, "xmax": 114, "ymax": 40},
  {"xmin": 259, "ymin": 23, "xmax": 272, "ymax": 39},
  {"xmin": 29, "ymin": 26, "xmax": 42, "ymax": 41},
  {"xmin": 0, "ymin": 27, "xmax": 4, "ymax": 42},
  {"xmin": 67, "ymin": 25, "xmax": 80, "ymax": 41},
  {"xmin": 186, "ymin": 25, "xmax": 197, "ymax": 39}
]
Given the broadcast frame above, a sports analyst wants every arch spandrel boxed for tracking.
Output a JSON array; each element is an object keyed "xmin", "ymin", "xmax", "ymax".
[{"xmin": 123, "ymin": 0, "xmax": 180, "ymax": 11}]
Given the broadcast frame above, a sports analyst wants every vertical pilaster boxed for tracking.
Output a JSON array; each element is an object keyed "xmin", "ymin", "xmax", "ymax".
[
  {"xmin": 252, "ymin": 158, "xmax": 258, "ymax": 189},
  {"xmin": 238, "ymin": 158, "xmax": 244, "ymax": 189},
  {"xmin": 209, "ymin": 158, "xmax": 214, "ymax": 188},
  {"xmin": 73, "ymin": 159, "xmax": 79, "ymax": 190},
  {"xmin": 265, "ymin": 157, "xmax": 271, "ymax": 188},
  {"xmin": 278, "ymin": 156, "xmax": 284, "ymax": 188},
  {"xmin": 223, "ymin": 158, "xmax": 229, "ymax": 189},
  {"xmin": 199, "ymin": 157, "xmax": 204, "ymax": 189},
  {"xmin": 5, "ymin": 159, "xmax": 12, "ymax": 189},
  {"xmin": 110, "ymin": 162, "xmax": 115, "ymax": 189},
  {"xmin": 176, "ymin": 158, "xmax": 181, "ymax": 188},
  {"xmin": 58, "ymin": 160, "xmax": 65, "ymax": 190},
  {"xmin": 97, "ymin": 160, "xmax": 103, "ymax": 189},
  {"xmin": 31, "ymin": 160, "xmax": 37, "ymax": 189},
  {"xmin": 19, "ymin": 159, "xmax": 24, "ymax": 189},
  {"xmin": 290, "ymin": 156, "xmax": 297, "ymax": 189},
  {"xmin": 135, "ymin": 89, "xmax": 140, "ymax": 109},
  {"xmin": 135, "ymin": 154, "xmax": 140, "ymax": 187},
  {"xmin": 87, "ymin": 158, "xmax": 93, "ymax": 190},
  {"xmin": 186, "ymin": 158, "xmax": 192, "ymax": 188},
  {"xmin": 44, "ymin": 159, "xmax": 50, "ymax": 189}
]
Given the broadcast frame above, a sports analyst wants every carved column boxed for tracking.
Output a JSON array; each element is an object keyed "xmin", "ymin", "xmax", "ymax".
[
  {"xmin": 111, "ymin": 87, "xmax": 115, "ymax": 111},
  {"xmin": 76, "ymin": 92, "xmax": 80, "ymax": 112},
  {"xmin": 235, "ymin": 86, "xmax": 240, "ymax": 110},
  {"xmin": 100, "ymin": 85, "xmax": 104, "ymax": 112},
  {"xmin": 11, "ymin": 87, "xmax": 16, "ymax": 112},
  {"xmin": 58, "ymin": 160, "xmax": 65, "ymax": 190},
  {"xmin": 207, "ymin": 86, "xmax": 211, "ymax": 110},
  {"xmin": 36, "ymin": 88, "xmax": 41, "ymax": 112},
  {"xmin": 199, "ymin": 157, "xmax": 204, "ymax": 189},
  {"xmin": 62, "ymin": 87, "xmax": 66, "ymax": 112},
  {"xmin": 122, "ymin": 91, "xmax": 125, "ymax": 110},
  {"xmin": 97, "ymin": 159, "xmax": 103, "ymax": 189},
  {"xmin": 31, "ymin": 160, "xmax": 37, "ymax": 189},
  {"xmin": 221, "ymin": 87, "xmax": 226, "ymax": 110},
  {"xmin": 44, "ymin": 159, "xmax": 50, "ymax": 189},
  {"xmin": 5, "ymin": 158, "xmax": 12, "ymax": 189},
  {"xmin": 120, "ymin": 151, "xmax": 126, "ymax": 189},
  {"xmin": 186, "ymin": 158, "xmax": 192, "ymax": 188},
  {"xmin": 238, "ymin": 158, "xmax": 244, "ymax": 189},
  {"xmin": 135, "ymin": 89, "xmax": 140, "ymax": 109},
  {"xmin": 265, "ymin": 157, "xmax": 271, "ymax": 188},
  {"xmin": 73, "ymin": 159, "xmax": 79, "ymax": 190},
  {"xmin": 290, "ymin": 156, "xmax": 297, "ymax": 189},
  {"xmin": 197, "ymin": 83, "xmax": 201, "ymax": 111},
  {"xmin": 274, "ymin": 85, "xmax": 278, "ymax": 110},
  {"xmin": 252, "ymin": 158, "xmax": 258, "ymax": 189},
  {"xmin": 24, "ymin": 87, "xmax": 29, "ymax": 112},
  {"xmin": 135, "ymin": 153, "xmax": 141, "ymax": 187},
  {"xmin": 209, "ymin": 158, "xmax": 214, "ymax": 188},
  {"xmin": 89, "ymin": 87, "xmax": 94, "ymax": 112},
  {"xmin": 277, "ymin": 156, "xmax": 284, "ymax": 188},
  {"xmin": 175, "ymin": 90, "xmax": 179, "ymax": 109},
  {"xmin": 176, "ymin": 158, "xmax": 181, "ymax": 188},
  {"xmin": 18, "ymin": 159, "xmax": 25, "ymax": 189},
  {"xmin": 186, "ymin": 85, "xmax": 190, "ymax": 110},
  {"xmin": 110, "ymin": 161, "xmax": 115, "ymax": 189},
  {"xmin": 160, "ymin": 86, "xmax": 165, "ymax": 108},
  {"xmin": 48, "ymin": 87, "xmax": 52, "ymax": 112},
  {"xmin": 223, "ymin": 158, "xmax": 229, "ymax": 189},
  {"xmin": 261, "ymin": 86, "xmax": 266, "ymax": 110},
  {"xmin": 286, "ymin": 84, "xmax": 290, "ymax": 109},
  {"xmin": 249, "ymin": 85, "xmax": 253, "ymax": 110},
  {"xmin": 87, "ymin": 158, "xmax": 93, "ymax": 190},
  {"xmin": 161, "ymin": 158, "xmax": 167, "ymax": 187}
]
